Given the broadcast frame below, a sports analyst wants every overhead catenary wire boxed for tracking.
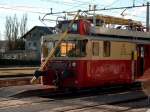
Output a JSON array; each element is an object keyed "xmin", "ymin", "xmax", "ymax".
[
  {"xmin": 0, "ymin": 2, "xmax": 147, "ymax": 16},
  {"xmin": 0, "ymin": 0, "xmax": 89, "ymax": 14},
  {"xmin": 0, "ymin": 2, "xmax": 148, "ymax": 25},
  {"xmin": 43, "ymin": 4, "xmax": 147, "ymax": 16},
  {"xmin": 0, "ymin": 6, "xmax": 47, "ymax": 14},
  {"xmin": 41, "ymin": 0, "xmax": 90, "ymax": 7},
  {"xmin": 103, "ymin": 0, "xmax": 121, "ymax": 8},
  {"xmin": 0, "ymin": 3, "xmax": 50, "ymax": 10},
  {"xmin": 65, "ymin": 3, "xmax": 89, "ymax": 11},
  {"xmin": 71, "ymin": 0, "xmax": 93, "ymax": 5},
  {"xmin": 0, "ymin": 1, "xmax": 93, "ymax": 14}
]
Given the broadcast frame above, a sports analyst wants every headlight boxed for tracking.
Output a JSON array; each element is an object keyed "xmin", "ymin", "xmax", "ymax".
[{"xmin": 72, "ymin": 62, "xmax": 76, "ymax": 67}]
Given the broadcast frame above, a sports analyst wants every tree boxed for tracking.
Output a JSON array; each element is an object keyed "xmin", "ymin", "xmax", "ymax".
[
  {"xmin": 12, "ymin": 14, "xmax": 19, "ymax": 49},
  {"xmin": 20, "ymin": 14, "xmax": 28, "ymax": 37},
  {"xmin": 5, "ymin": 16, "xmax": 13, "ymax": 50},
  {"xmin": 5, "ymin": 14, "xmax": 28, "ymax": 50},
  {"xmin": 18, "ymin": 14, "xmax": 28, "ymax": 50}
]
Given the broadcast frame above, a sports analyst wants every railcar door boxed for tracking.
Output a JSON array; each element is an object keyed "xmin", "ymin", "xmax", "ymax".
[
  {"xmin": 136, "ymin": 45, "xmax": 145, "ymax": 77},
  {"xmin": 144, "ymin": 45, "xmax": 150, "ymax": 71}
]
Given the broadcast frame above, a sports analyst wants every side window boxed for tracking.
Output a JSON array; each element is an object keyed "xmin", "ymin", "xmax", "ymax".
[
  {"xmin": 103, "ymin": 41, "xmax": 111, "ymax": 57},
  {"xmin": 92, "ymin": 42, "xmax": 99, "ymax": 56},
  {"xmin": 33, "ymin": 33, "xmax": 36, "ymax": 37}
]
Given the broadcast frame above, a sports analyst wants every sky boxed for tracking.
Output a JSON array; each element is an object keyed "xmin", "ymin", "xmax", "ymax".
[{"xmin": 0, "ymin": 0, "xmax": 149, "ymax": 40}]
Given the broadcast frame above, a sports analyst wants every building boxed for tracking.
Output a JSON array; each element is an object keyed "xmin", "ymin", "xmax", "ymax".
[
  {"xmin": 0, "ymin": 40, "xmax": 8, "ymax": 58},
  {"xmin": 0, "ymin": 40, "xmax": 8, "ymax": 53},
  {"xmin": 22, "ymin": 26, "xmax": 54, "ymax": 61},
  {"xmin": 2, "ymin": 50, "xmax": 37, "ymax": 60}
]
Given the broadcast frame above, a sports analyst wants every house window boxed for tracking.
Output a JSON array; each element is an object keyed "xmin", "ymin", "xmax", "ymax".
[
  {"xmin": 33, "ymin": 42, "xmax": 37, "ymax": 47},
  {"xmin": 103, "ymin": 41, "xmax": 111, "ymax": 57},
  {"xmin": 92, "ymin": 42, "xmax": 99, "ymax": 56},
  {"xmin": 28, "ymin": 42, "xmax": 31, "ymax": 47},
  {"xmin": 33, "ymin": 33, "xmax": 36, "ymax": 37},
  {"xmin": 40, "ymin": 33, "xmax": 43, "ymax": 37}
]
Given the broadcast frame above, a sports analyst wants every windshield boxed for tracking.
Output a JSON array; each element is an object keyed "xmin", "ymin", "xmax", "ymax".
[{"xmin": 42, "ymin": 39, "xmax": 88, "ymax": 58}]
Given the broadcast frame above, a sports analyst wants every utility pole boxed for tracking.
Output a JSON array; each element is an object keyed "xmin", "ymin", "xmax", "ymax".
[
  {"xmin": 93, "ymin": 5, "xmax": 96, "ymax": 27},
  {"xmin": 133, "ymin": 0, "xmax": 135, "ymax": 6},
  {"xmin": 146, "ymin": 2, "xmax": 149, "ymax": 32}
]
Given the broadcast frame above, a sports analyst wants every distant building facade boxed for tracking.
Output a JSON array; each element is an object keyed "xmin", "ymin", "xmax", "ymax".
[
  {"xmin": 0, "ymin": 40, "xmax": 8, "ymax": 53},
  {"xmin": 2, "ymin": 50, "xmax": 37, "ymax": 60},
  {"xmin": 0, "ymin": 40, "xmax": 8, "ymax": 58},
  {"xmin": 22, "ymin": 26, "xmax": 54, "ymax": 61}
]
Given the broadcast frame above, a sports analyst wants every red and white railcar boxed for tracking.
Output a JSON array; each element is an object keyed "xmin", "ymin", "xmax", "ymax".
[
  {"xmin": 39, "ymin": 15, "xmax": 150, "ymax": 89},
  {"xmin": 41, "ymin": 33, "xmax": 150, "ymax": 88}
]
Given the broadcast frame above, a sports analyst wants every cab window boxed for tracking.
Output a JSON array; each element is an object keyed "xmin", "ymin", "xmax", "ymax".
[{"xmin": 54, "ymin": 40, "xmax": 88, "ymax": 57}]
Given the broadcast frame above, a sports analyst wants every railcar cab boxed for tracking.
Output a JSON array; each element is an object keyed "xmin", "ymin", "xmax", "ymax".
[{"xmin": 41, "ymin": 34, "xmax": 89, "ymax": 88}]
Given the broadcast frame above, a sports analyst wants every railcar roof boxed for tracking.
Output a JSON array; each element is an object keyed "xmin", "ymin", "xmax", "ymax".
[
  {"xmin": 43, "ymin": 33, "xmax": 150, "ymax": 44},
  {"xmin": 43, "ymin": 34, "xmax": 88, "ymax": 40}
]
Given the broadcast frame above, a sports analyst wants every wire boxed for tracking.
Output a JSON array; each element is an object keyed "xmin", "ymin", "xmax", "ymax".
[
  {"xmin": 65, "ymin": 3, "xmax": 88, "ymax": 11},
  {"xmin": 103, "ymin": 0, "xmax": 121, "ymax": 8},
  {"xmin": 96, "ymin": 9, "xmax": 144, "ymax": 18},
  {"xmin": 0, "ymin": 6, "xmax": 47, "ymax": 14},
  {"xmin": 0, "ymin": 3, "xmax": 50, "ymax": 10},
  {"xmin": 44, "ymin": 4, "xmax": 147, "ymax": 15},
  {"xmin": 71, "ymin": 0, "xmax": 91, "ymax": 5},
  {"xmin": 41, "ymin": 0, "xmax": 90, "ymax": 7},
  {"xmin": 41, "ymin": 0, "xmax": 74, "ymax": 6}
]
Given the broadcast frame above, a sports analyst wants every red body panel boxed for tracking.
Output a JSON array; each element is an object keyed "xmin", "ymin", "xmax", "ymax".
[
  {"xmin": 79, "ymin": 20, "xmax": 91, "ymax": 35},
  {"xmin": 42, "ymin": 60, "xmax": 133, "ymax": 88},
  {"xmin": 76, "ymin": 60, "xmax": 132, "ymax": 88}
]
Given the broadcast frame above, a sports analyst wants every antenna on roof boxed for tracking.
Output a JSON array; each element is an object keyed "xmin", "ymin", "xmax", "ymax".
[{"xmin": 50, "ymin": 8, "xmax": 53, "ymax": 14}]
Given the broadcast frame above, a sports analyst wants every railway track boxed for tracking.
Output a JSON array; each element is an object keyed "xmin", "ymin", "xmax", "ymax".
[
  {"xmin": 0, "ymin": 88, "xmax": 148, "ymax": 112},
  {"xmin": 0, "ymin": 67, "xmax": 39, "ymax": 87},
  {"xmin": 0, "ymin": 67, "xmax": 38, "ymax": 78},
  {"xmin": 10, "ymin": 83, "xmax": 141, "ymax": 98}
]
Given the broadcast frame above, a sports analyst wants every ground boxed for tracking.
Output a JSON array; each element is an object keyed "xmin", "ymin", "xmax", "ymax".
[
  {"xmin": 0, "ymin": 67, "xmax": 150, "ymax": 112},
  {"xmin": 0, "ymin": 84, "xmax": 149, "ymax": 112}
]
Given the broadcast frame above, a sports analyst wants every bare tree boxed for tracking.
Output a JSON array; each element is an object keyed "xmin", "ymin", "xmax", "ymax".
[
  {"xmin": 11, "ymin": 14, "xmax": 19, "ymax": 49},
  {"xmin": 5, "ymin": 16, "xmax": 12, "ymax": 50},
  {"xmin": 18, "ymin": 14, "xmax": 28, "ymax": 50},
  {"xmin": 20, "ymin": 14, "xmax": 28, "ymax": 37},
  {"xmin": 5, "ymin": 14, "xmax": 27, "ymax": 50}
]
